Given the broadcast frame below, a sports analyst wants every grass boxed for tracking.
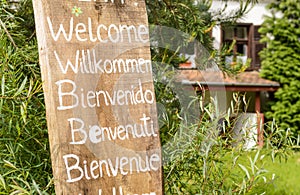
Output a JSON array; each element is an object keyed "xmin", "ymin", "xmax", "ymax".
[
  {"xmin": 262, "ymin": 152, "xmax": 300, "ymax": 195},
  {"xmin": 0, "ymin": 1, "xmax": 298, "ymax": 194},
  {"xmin": 226, "ymin": 150, "xmax": 300, "ymax": 195}
]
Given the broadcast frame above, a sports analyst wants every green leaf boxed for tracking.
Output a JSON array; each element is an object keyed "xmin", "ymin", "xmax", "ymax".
[
  {"xmin": 238, "ymin": 164, "xmax": 250, "ymax": 180},
  {"xmin": 0, "ymin": 174, "xmax": 6, "ymax": 191},
  {"xmin": 13, "ymin": 76, "xmax": 27, "ymax": 97}
]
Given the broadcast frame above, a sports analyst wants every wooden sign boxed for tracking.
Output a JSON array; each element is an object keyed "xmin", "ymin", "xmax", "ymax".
[{"xmin": 32, "ymin": 0, "xmax": 163, "ymax": 194}]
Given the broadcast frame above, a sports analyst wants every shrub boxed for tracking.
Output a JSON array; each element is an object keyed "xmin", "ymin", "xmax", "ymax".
[
  {"xmin": 0, "ymin": 0, "xmax": 296, "ymax": 194},
  {"xmin": 259, "ymin": 0, "xmax": 300, "ymax": 135}
]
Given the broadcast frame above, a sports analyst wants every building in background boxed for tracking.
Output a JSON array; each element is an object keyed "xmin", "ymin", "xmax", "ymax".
[
  {"xmin": 211, "ymin": 0, "xmax": 274, "ymax": 70},
  {"xmin": 178, "ymin": 0, "xmax": 278, "ymax": 147}
]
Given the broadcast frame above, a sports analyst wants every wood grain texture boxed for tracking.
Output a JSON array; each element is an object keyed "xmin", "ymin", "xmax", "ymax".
[{"xmin": 32, "ymin": 0, "xmax": 162, "ymax": 194}]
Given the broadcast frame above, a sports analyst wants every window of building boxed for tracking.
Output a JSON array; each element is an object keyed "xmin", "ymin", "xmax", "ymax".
[{"xmin": 221, "ymin": 24, "xmax": 265, "ymax": 70}]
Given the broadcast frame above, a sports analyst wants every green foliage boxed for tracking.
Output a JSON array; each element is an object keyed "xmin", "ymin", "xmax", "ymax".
[
  {"xmin": 147, "ymin": 0, "xmax": 214, "ymax": 50},
  {"xmin": 146, "ymin": 0, "xmax": 257, "ymax": 73},
  {"xmin": 259, "ymin": 0, "xmax": 300, "ymax": 134},
  {"xmin": 260, "ymin": 152, "xmax": 300, "ymax": 195},
  {"xmin": 161, "ymin": 92, "xmax": 295, "ymax": 194},
  {"xmin": 0, "ymin": 0, "xmax": 297, "ymax": 194},
  {"xmin": 0, "ymin": 1, "xmax": 54, "ymax": 194}
]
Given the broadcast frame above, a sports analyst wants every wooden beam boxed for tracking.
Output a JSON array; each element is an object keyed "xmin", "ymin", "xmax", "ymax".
[{"xmin": 193, "ymin": 85, "xmax": 279, "ymax": 92}]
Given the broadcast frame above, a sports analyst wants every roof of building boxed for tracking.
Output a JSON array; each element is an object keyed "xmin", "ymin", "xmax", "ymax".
[{"xmin": 177, "ymin": 70, "xmax": 280, "ymax": 92}]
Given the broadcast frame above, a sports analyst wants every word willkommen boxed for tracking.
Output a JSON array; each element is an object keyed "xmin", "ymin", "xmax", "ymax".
[{"xmin": 54, "ymin": 49, "xmax": 152, "ymax": 75}]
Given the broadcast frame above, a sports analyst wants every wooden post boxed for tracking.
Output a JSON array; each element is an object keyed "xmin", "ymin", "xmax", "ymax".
[
  {"xmin": 257, "ymin": 113, "xmax": 264, "ymax": 147},
  {"xmin": 255, "ymin": 92, "xmax": 263, "ymax": 147},
  {"xmin": 255, "ymin": 92, "xmax": 261, "ymax": 114},
  {"xmin": 32, "ymin": 0, "xmax": 163, "ymax": 194}
]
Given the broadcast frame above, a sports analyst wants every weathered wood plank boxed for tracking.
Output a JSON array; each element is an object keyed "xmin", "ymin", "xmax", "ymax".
[{"xmin": 33, "ymin": 0, "xmax": 162, "ymax": 194}]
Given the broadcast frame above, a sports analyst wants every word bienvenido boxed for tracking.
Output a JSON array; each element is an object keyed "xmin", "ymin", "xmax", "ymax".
[{"xmin": 56, "ymin": 79, "xmax": 155, "ymax": 110}]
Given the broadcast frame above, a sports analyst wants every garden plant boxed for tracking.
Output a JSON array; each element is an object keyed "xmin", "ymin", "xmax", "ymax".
[{"xmin": 0, "ymin": 0, "xmax": 298, "ymax": 194}]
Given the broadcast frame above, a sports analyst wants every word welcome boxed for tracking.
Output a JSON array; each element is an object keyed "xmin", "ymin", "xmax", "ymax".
[
  {"xmin": 54, "ymin": 49, "xmax": 152, "ymax": 75},
  {"xmin": 56, "ymin": 79, "xmax": 154, "ymax": 110},
  {"xmin": 47, "ymin": 17, "xmax": 149, "ymax": 43},
  {"xmin": 69, "ymin": 114, "xmax": 157, "ymax": 145},
  {"xmin": 63, "ymin": 153, "xmax": 160, "ymax": 183}
]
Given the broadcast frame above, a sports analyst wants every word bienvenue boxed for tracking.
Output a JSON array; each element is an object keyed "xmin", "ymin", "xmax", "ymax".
[{"xmin": 64, "ymin": 153, "xmax": 160, "ymax": 183}]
